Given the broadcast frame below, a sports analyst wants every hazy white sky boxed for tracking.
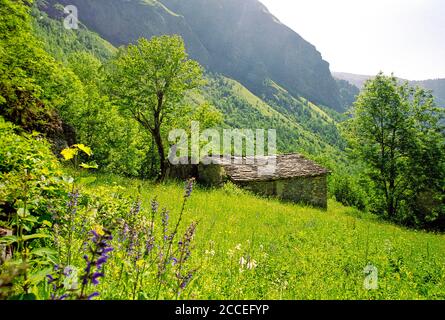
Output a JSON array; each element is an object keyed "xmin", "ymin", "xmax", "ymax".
[{"xmin": 260, "ymin": 0, "xmax": 445, "ymax": 80}]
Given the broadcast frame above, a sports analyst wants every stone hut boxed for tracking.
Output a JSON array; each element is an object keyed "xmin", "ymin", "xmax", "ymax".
[{"xmin": 166, "ymin": 154, "xmax": 330, "ymax": 209}]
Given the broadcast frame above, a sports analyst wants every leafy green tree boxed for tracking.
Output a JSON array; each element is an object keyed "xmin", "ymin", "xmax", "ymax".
[
  {"xmin": 107, "ymin": 35, "xmax": 204, "ymax": 180},
  {"xmin": 0, "ymin": 0, "xmax": 83, "ymax": 139},
  {"xmin": 67, "ymin": 51, "xmax": 149, "ymax": 177},
  {"xmin": 343, "ymin": 73, "xmax": 444, "ymax": 228}
]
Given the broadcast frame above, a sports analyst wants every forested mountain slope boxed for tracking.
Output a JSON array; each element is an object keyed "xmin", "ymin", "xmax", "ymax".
[
  {"xmin": 32, "ymin": 6, "xmax": 347, "ymax": 166},
  {"xmin": 40, "ymin": 0, "xmax": 345, "ymax": 111},
  {"xmin": 334, "ymin": 71, "xmax": 445, "ymax": 107}
]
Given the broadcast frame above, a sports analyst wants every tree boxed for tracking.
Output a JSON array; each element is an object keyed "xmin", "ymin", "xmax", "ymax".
[
  {"xmin": 107, "ymin": 36, "xmax": 204, "ymax": 180},
  {"xmin": 0, "ymin": 0, "xmax": 83, "ymax": 139},
  {"xmin": 66, "ymin": 52, "xmax": 150, "ymax": 177},
  {"xmin": 343, "ymin": 73, "xmax": 444, "ymax": 227}
]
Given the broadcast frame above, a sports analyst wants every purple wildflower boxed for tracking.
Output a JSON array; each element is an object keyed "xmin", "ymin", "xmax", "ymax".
[
  {"xmin": 79, "ymin": 228, "xmax": 113, "ymax": 299},
  {"xmin": 91, "ymin": 272, "xmax": 104, "ymax": 285},
  {"xmin": 120, "ymin": 223, "xmax": 129, "ymax": 241},
  {"xmin": 88, "ymin": 292, "xmax": 100, "ymax": 300},
  {"xmin": 180, "ymin": 272, "xmax": 193, "ymax": 289},
  {"xmin": 59, "ymin": 294, "xmax": 69, "ymax": 300},
  {"xmin": 151, "ymin": 198, "xmax": 159, "ymax": 214},
  {"xmin": 67, "ymin": 191, "xmax": 80, "ymax": 220},
  {"xmin": 47, "ymin": 274, "xmax": 55, "ymax": 284},
  {"xmin": 96, "ymin": 257, "xmax": 107, "ymax": 270},
  {"xmin": 178, "ymin": 222, "xmax": 198, "ymax": 263},
  {"xmin": 184, "ymin": 178, "xmax": 195, "ymax": 198},
  {"xmin": 161, "ymin": 208, "xmax": 169, "ymax": 241},
  {"xmin": 131, "ymin": 200, "xmax": 142, "ymax": 216},
  {"xmin": 145, "ymin": 236, "xmax": 155, "ymax": 255}
]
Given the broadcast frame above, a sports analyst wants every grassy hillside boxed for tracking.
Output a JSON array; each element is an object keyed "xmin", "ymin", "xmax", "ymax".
[
  {"xmin": 200, "ymin": 75, "xmax": 345, "ymax": 160},
  {"xmin": 1, "ymin": 0, "xmax": 444, "ymax": 302},
  {"xmin": 31, "ymin": 5, "xmax": 116, "ymax": 61},
  {"xmin": 85, "ymin": 174, "xmax": 445, "ymax": 299}
]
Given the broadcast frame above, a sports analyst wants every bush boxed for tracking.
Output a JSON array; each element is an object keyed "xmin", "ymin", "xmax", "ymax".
[
  {"xmin": 0, "ymin": 116, "xmax": 68, "ymax": 223},
  {"xmin": 329, "ymin": 173, "xmax": 367, "ymax": 211}
]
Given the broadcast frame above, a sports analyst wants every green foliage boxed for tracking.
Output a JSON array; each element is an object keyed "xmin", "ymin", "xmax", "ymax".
[
  {"xmin": 73, "ymin": 174, "xmax": 445, "ymax": 299},
  {"xmin": 261, "ymin": 79, "xmax": 346, "ymax": 150},
  {"xmin": 336, "ymin": 78, "xmax": 360, "ymax": 110},
  {"xmin": 107, "ymin": 35, "xmax": 206, "ymax": 178},
  {"xmin": 31, "ymin": 4, "xmax": 116, "ymax": 62},
  {"xmin": 0, "ymin": 116, "xmax": 67, "ymax": 297},
  {"xmin": 64, "ymin": 51, "xmax": 149, "ymax": 177},
  {"xmin": 202, "ymin": 75, "xmax": 344, "ymax": 159},
  {"xmin": 343, "ymin": 73, "xmax": 445, "ymax": 229},
  {"xmin": 0, "ymin": 117, "xmax": 67, "ymax": 223},
  {"xmin": 329, "ymin": 172, "xmax": 368, "ymax": 211},
  {"xmin": 0, "ymin": 0, "xmax": 83, "ymax": 136}
]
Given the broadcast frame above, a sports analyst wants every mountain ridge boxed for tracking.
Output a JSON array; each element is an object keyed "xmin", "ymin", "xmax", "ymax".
[
  {"xmin": 41, "ymin": 0, "xmax": 345, "ymax": 111},
  {"xmin": 333, "ymin": 71, "xmax": 445, "ymax": 107}
]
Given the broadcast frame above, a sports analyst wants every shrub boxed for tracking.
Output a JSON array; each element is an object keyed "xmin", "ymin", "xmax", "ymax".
[
  {"xmin": 0, "ymin": 116, "xmax": 67, "ymax": 223},
  {"xmin": 329, "ymin": 173, "xmax": 367, "ymax": 211}
]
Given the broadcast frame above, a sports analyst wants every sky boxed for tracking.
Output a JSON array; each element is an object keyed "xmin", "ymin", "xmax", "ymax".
[{"xmin": 260, "ymin": 0, "xmax": 445, "ymax": 80}]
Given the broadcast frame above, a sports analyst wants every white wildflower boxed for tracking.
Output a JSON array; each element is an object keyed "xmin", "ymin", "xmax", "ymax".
[
  {"xmin": 246, "ymin": 259, "xmax": 258, "ymax": 270},
  {"xmin": 239, "ymin": 256, "xmax": 246, "ymax": 267}
]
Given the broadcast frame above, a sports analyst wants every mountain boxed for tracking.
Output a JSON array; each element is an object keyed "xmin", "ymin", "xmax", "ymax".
[
  {"xmin": 31, "ymin": 5, "xmax": 346, "ymax": 166},
  {"xmin": 410, "ymin": 79, "xmax": 445, "ymax": 107},
  {"xmin": 40, "ymin": 0, "xmax": 344, "ymax": 111},
  {"xmin": 335, "ymin": 78, "xmax": 360, "ymax": 110},
  {"xmin": 333, "ymin": 72, "xmax": 445, "ymax": 107},
  {"xmin": 332, "ymin": 72, "xmax": 370, "ymax": 90}
]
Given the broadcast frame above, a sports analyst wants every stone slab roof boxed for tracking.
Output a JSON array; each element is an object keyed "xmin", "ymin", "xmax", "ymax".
[{"xmin": 207, "ymin": 154, "xmax": 330, "ymax": 182}]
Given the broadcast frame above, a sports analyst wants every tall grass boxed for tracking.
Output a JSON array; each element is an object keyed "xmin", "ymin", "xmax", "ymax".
[{"xmin": 86, "ymin": 174, "xmax": 445, "ymax": 300}]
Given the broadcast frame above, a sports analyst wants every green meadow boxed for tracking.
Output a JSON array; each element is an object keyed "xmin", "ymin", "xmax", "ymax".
[{"xmin": 85, "ymin": 174, "xmax": 445, "ymax": 300}]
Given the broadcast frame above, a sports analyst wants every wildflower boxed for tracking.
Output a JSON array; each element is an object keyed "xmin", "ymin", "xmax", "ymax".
[
  {"xmin": 235, "ymin": 244, "xmax": 242, "ymax": 250},
  {"xmin": 91, "ymin": 272, "xmax": 104, "ymax": 285},
  {"xmin": 246, "ymin": 259, "xmax": 258, "ymax": 270},
  {"xmin": 161, "ymin": 208, "xmax": 170, "ymax": 240},
  {"xmin": 88, "ymin": 292, "xmax": 99, "ymax": 300},
  {"xmin": 180, "ymin": 272, "xmax": 193, "ymax": 289},
  {"xmin": 184, "ymin": 178, "xmax": 195, "ymax": 198},
  {"xmin": 151, "ymin": 198, "xmax": 159, "ymax": 214},
  {"xmin": 205, "ymin": 250, "xmax": 215, "ymax": 256},
  {"xmin": 145, "ymin": 236, "xmax": 155, "ymax": 255},
  {"xmin": 130, "ymin": 200, "xmax": 142, "ymax": 216},
  {"xmin": 178, "ymin": 222, "xmax": 197, "ymax": 263},
  {"xmin": 67, "ymin": 191, "xmax": 79, "ymax": 211},
  {"xmin": 47, "ymin": 274, "xmax": 55, "ymax": 284},
  {"xmin": 93, "ymin": 225, "xmax": 105, "ymax": 236},
  {"xmin": 227, "ymin": 249, "xmax": 234, "ymax": 257},
  {"xmin": 79, "ymin": 228, "xmax": 113, "ymax": 299}
]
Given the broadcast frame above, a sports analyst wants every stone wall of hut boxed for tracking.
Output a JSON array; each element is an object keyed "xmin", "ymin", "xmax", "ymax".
[
  {"xmin": 166, "ymin": 163, "xmax": 328, "ymax": 209},
  {"xmin": 235, "ymin": 175, "xmax": 328, "ymax": 209}
]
